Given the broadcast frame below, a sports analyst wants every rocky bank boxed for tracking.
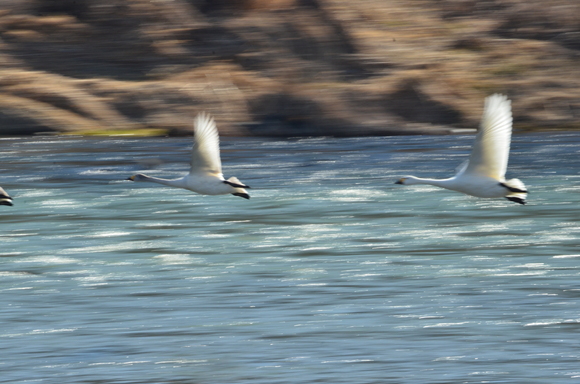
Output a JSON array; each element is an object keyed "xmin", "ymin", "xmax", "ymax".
[{"xmin": 0, "ymin": 0, "xmax": 578, "ymax": 136}]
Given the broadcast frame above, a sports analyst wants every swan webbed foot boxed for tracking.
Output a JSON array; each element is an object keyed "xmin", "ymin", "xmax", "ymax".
[
  {"xmin": 224, "ymin": 180, "xmax": 250, "ymax": 189},
  {"xmin": 499, "ymin": 182, "xmax": 528, "ymax": 194},
  {"xmin": 505, "ymin": 196, "xmax": 526, "ymax": 205}
]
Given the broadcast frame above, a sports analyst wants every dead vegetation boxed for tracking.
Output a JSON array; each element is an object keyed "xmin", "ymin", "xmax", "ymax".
[{"xmin": 0, "ymin": 0, "xmax": 578, "ymax": 136}]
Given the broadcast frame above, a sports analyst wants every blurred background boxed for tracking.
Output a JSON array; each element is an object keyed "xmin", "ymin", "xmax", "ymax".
[{"xmin": 0, "ymin": 0, "xmax": 578, "ymax": 136}]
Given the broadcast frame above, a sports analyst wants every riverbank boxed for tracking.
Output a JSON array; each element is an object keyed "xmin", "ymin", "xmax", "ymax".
[{"xmin": 0, "ymin": 0, "xmax": 578, "ymax": 136}]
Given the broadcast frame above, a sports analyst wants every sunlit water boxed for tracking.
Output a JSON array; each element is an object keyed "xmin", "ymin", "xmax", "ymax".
[{"xmin": 1, "ymin": 133, "xmax": 579, "ymax": 384}]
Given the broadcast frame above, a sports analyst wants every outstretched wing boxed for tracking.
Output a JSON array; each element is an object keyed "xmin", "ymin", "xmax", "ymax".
[
  {"xmin": 462, "ymin": 94, "xmax": 512, "ymax": 179},
  {"xmin": 190, "ymin": 112, "xmax": 222, "ymax": 176}
]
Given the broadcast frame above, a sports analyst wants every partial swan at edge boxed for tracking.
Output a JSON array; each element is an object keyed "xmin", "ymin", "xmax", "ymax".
[{"xmin": 0, "ymin": 186, "xmax": 13, "ymax": 206}]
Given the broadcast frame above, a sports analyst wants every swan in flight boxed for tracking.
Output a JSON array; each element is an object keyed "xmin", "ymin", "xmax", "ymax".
[
  {"xmin": 396, "ymin": 94, "xmax": 527, "ymax": 205},
  {"xmin": 0, "ymin": 186, "xmax": 12, "ymax": 206},
  {"xmin": 128, "ymin": 112, "xmax": 250, "ymax": 199}
]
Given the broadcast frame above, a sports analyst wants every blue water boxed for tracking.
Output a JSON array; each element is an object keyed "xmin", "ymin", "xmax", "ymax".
[{"xmin": 1, "ymin": 133, "xmax": 579, "ymax": 383}]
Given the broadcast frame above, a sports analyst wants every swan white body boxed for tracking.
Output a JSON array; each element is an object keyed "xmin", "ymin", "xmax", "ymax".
[
  {"xmin": 396, "ymin": 94, "xmax": 527, "ymax": 205},
  {"xmin": 0, "ymin": 186, "xmax": 13, "ymax": 206},
  {"xmin": 128, "ymin": 113, "xmax": 250, "ymax": 199}
]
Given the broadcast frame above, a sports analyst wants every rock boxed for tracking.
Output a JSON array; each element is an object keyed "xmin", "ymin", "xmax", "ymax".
[{"xmin": 0, "ymin": 0, "xmax": 578, "ymax": 136}]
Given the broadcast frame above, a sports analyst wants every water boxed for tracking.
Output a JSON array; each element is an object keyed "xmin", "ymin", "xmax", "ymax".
[{"xmin": 1, "ymin": 133, "xmax": 579, "ymax": 384}]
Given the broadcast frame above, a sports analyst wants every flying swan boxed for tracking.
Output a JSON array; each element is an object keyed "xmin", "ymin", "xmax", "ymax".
[
  {"xmin": 396, "ymin": 94, "xmax": 527, "ymax": 204},
  {"xmin": 0, "ymin": 186, "xmax": 13, "ymax": 206},
  {"xmin": 128, "ymin": 112, "xmax": 250, "ymax": 199}
]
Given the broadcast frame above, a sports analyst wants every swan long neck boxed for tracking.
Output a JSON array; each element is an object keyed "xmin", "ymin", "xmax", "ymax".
[
  {"xmin": 136, "ymin": 174, "xmax": 186, "ymax": 188},
  {"xmin": 406, "ymin": 176, "xmax": 457, "ymax": 190}
]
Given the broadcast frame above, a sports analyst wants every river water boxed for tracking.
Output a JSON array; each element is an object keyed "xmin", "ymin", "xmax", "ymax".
[{"xmin": 1, "ymin": 133, "xmax": 579, "ymax": 383}]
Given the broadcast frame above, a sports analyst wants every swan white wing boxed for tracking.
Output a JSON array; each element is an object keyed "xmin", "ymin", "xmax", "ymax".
[
  {"xmin": 454, "ymin": 159, "xmax": 469, "ymax": 176},
  {"xmin": 190, "ymin": 112, "xmax": 222, "ymax": 176},
  {"xmin": 462, "ymin": 94, "xmax": 512, "ymax": 179}
]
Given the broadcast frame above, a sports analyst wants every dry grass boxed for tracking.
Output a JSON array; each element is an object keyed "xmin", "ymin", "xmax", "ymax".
[{"xmin": 0, "ymin": 0, "xmax": 578, "ymax": 135}]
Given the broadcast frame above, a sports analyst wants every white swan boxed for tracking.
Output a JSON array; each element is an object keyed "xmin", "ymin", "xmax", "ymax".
[
  {"xmin": 128, "ymin": 112, "xmax": 250, "ymax": 199},
  {"xmin": 396, "ymin": 94, "xmax": 527, "ymax": 205},
  {"xmin": 0, "ymin": 186, "xmax": 13, "ymax": 206}
]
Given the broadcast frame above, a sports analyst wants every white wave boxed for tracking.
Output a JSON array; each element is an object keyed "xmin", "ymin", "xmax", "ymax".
[
  {"xmin": 87, "ymin": 231, "xmax": 133, "ymax": 238},
  {"xmin": 21, "ymin": 256, "xmax": 79, "ymax": 264},
  {"xmin": 40, "ymin": 199, "xmax": 82, "ymax": 208},
  {"xmin": 153, "ymin": 254, "xmax": 199, "ymax": 264},
  {"xmin": 59, "ymin": 242, "xmax": 152, "ymax": 254},
  {"xmin": 524, "ymin": 320, "xmax": 563, "ymax": 327},
  {"xmin": 423, "ymin": 321, "xmax": 473, "ymax": 328}
]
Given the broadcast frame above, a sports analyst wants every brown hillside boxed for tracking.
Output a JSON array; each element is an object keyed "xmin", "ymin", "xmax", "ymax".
[{"xmin": 0, "ymin": 0, "xmax": 578, "ymax": 136}]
